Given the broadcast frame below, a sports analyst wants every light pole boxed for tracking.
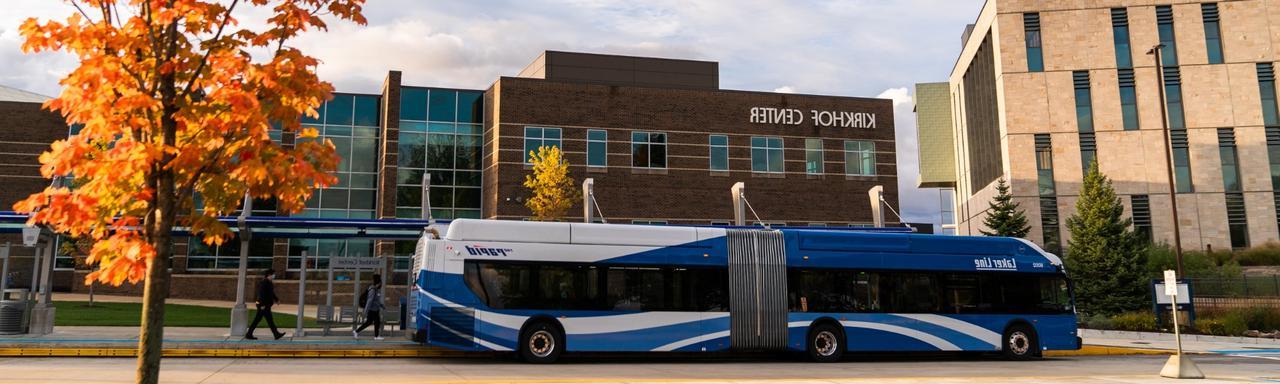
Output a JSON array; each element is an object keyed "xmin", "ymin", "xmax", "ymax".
[{"xmin": 1147, "ymin": 43, "xmax": 1185, "ymax": 276}]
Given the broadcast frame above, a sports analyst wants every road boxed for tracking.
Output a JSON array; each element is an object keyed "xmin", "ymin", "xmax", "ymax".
[{"xmin": 0, "ymin": 354, "xmax": 1274, "ymax": 383}]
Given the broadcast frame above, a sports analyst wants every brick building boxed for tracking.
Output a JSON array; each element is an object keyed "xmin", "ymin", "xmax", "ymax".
[
  {"xmin": 0, "ymin": 85, "xmax": 69, "ymax": 291},
  {"xmin": 917, "ymin": 0, "xmax": 1280, "ymax": 253},
  {"xmin": 2, "ymin": 51, "xmax": 899, "ymax": 301}
]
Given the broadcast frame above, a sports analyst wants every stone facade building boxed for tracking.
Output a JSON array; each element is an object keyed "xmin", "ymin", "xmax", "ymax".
[{"xmin": 918, "ymin": 0, "xmax": 1280, "ymax": 253}]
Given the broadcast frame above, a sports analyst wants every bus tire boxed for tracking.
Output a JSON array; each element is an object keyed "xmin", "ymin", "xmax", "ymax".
[
  {"xmin": 519, "ymin": 321, "xmax": 563, "ymax": 364},
  {"xmin": 1002, "ymin": 323, "xmax": 1039, "ymax": 361},
  {"xmin": 807, "ymin": 322, "xmax": 845, "ymax": 363}
]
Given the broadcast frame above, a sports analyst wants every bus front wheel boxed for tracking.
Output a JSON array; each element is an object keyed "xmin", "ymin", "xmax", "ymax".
[
  {"xmin": 519, "ymin": 322, "xmax": 563, "ymax": 364},
  {"xmin": 1002, "ymin": 323, "xmax": 1040, "ymax": 361},
  {"xmin": 807, "ymin": 322, "xmax": 845, "ymax": 363}
]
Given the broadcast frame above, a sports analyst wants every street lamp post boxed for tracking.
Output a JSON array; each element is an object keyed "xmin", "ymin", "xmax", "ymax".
[{"xmin": 1147, "ymin": 44, "xmax": 1185, "ymax": 277}]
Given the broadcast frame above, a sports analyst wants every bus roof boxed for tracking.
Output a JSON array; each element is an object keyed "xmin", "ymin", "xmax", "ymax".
[{"xmin": 444, "ymin": 218, "xmax": 723, "ymax": 247}]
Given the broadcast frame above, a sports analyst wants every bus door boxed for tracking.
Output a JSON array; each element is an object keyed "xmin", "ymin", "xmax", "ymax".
[{"xmin": 725, "ymin": 229, "xmax": 789, "ymax": 350}]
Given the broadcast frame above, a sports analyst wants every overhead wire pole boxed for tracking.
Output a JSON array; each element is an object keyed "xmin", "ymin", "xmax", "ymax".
[
  {"xmin": 1148, "ymin": 43, "xmax": 1186, "ymax": 276},
  {"xmin": 230, "ymin": 193, "xmax": 252, "ymax": 336}
]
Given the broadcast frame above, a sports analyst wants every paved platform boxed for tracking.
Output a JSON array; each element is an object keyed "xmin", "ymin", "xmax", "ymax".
[{"xmin": 0, "ymin": 354, "xmax": 1274, "ymax": 383}]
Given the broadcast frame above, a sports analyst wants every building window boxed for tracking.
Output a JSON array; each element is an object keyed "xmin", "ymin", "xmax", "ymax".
[
  {"xmin": 631, "ymin": 131, "xmax": 667, "ymax": 169},
  {"xmin": 1112, "ymin": 8, "xmax": 1132, "ymax": 68},
  {"xmin": 1260, "ymin": 63, "xmax": 1279, "ymax": 126},
  {"xmin": 1074, "ymin": 71, "xmax": 1093, "ymax": 132},
  {"xmin": 1035, "ymin": 134, "xmax": 1055, "ymax": 196},
  {"xmin": 1157, "ymin": 5, "xmax": 1179, "ymax": 66},
  {"xmin": 1172, "ymin": 130, "xmax": 1193, "ymax": 193},
  {"xmin": 844, "ymin": 140, "xmax": 876, "ymax": 176},
  {"xmin": 1080, "ymin": 132, "xmax": 1097, "ymax": 174},
  {"xmin": 1119, "ymin": 69, "xmax": 1140, "ymax": 130},
  {"xmin": 288, "ymin": 239, "xmax": 374, "ymax": 271},
  {"xmin": 1202, "ymin": 3, "xmax": 1223, "ymax": 64},
  {"xmin": 1131, "ymin": 195, "xmax": 1153, "ymax": 243},
  {"xmin": 397, "ymin": 88, "xmax": 484, "ymax": 220},
  {"xmin": 523, "ymin": 127, "xmax": 562, "ymax": 163},
  {"xmin": 1226, "ymin": 193, "xmax": 1249, "ymax": 249},
  {"xmin": 1164, "ymin": 67, "xmax": 1186, "ymax": 129},
  {"xmin": 1024, "ymin": 13, "xmax": 1043, "ymax": 72},
  {"xmin": 299, "ymin": 94, "xmax": 380, "ymax": 221},
  {"xmin": 805, "ymin": 138, "xmax": 824, "ymax": 174},
  {"xmin": 751, "ymin": 136, "xmax": 785, "ymax": 173},
  {"xmin": 709, "ymin": 135, "xmax": 729, "ymax": 171},
  {"xmin": 1219, "ymin": 128, "xmax": 1241, "ymax": 192},
  {"xmin": 586, "ymin": 129, "xmax": 607, "ymax": 167},
  {"xmin": 1040, "ymin": 196, "xmax": 1062, "ymax": 254},
  {"xmin": 631, "ymin": 220, "xmax": 668, "ymax": 225},
  {"xmin": 187, "ymin": 235, "xmax": 274, "ymax": 270}
]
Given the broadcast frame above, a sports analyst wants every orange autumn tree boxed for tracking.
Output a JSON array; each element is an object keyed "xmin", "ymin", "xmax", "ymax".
[{"xmin": 15, "ymin": 1, "xmax": 365, "ymax": 383}]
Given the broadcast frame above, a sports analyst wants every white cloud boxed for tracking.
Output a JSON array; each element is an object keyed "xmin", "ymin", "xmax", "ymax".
[{"xmin": 773, "ymin": 86, "xmax": 796, "ymax": 93}]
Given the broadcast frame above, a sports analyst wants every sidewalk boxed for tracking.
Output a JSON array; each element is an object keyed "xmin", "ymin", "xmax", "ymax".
[
  {"xmin": 1081, "ymin": 328, "xmax": 1280, "ymax": 360},
  {"xmin": 56, "ymin": 293, "xmax": 324, "ymax": 318}
]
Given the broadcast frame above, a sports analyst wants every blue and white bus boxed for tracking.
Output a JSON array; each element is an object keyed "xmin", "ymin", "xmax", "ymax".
[{"xmin": 411, "ymin": 219, "xmax": 1080, "ymax": 363}]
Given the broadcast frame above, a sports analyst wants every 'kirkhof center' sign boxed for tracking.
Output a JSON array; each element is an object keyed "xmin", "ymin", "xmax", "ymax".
[{"xmin": 748, "ymin": 107, "xmax": 876, "ymax": 129}]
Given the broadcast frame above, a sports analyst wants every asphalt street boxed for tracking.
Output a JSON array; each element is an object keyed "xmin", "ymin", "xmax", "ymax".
[{"xmin": 0, "ymin": 354, "xmax": 1275, "ymax": 383}]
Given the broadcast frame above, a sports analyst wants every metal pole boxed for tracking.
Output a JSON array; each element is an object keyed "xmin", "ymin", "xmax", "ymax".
[
  {"xmin": 583, "ymin": 178, "xmax": 594, "ymax": 223},
  {"xmin": 1, "ymin": 243, "xmax": 10, "ymax": 295},
  {"xmin": 731, "ymin": 182, "xmax": 745, "ymax": 226},
  {"xmin": 1149, "ymin": 44, "xmax": 1185, "ymax": 276},
  {"xmin": 231, "ymin": 194, "xmax": 252, "ymax": 336},
  {"xmin": 29, "ymin": 245, "xmax": 41, "ymax": 300},
  {"xmin": 1171, "ymin": 291, "xmax": 1183, "ymax": 355},
  {"xmin": 868, "ymin": 185, "xmax": 885, "ymax": 228},
  {"xmin": 39, "ymin": 241, "xmax": 53, "ymax": 305},
  {"xmin": 422, "ymin": 172, "xmax": 433, "ymax": 223},
  {"xmin": 295, "ymin": 250, "xmax": 307, "ymax": 337}
]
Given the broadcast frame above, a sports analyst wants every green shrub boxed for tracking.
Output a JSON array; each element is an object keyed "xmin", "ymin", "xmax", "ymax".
[
  {"xmin": 1111, "ymin": 311, "xmax": 1158, "ymax": 332},
  {"xmin": 1079, "ymin": 313, "xmax": 1115, "ymax": 330},
  {"xmin": 1195, "ymin": 319, "xmax": 1231, "ymax": 336},
  {"xmin": 1236, "ymin": 241, "xmax": 1280, "ymax": 266},
  {"xmin": 1145, "ymin": 243, "xmax": 1243, "ymax": 279},
  {"xmin": 1197, "ymin": 307, "xmax": 1280, "ymax": 334},
  {"xmin": 1221, "ymin": 310, "xmax": 1250, "ymax": 336}
]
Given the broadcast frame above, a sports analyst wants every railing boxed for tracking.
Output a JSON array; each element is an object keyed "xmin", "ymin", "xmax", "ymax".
[
  {"xmin": 1193, "ymin": 296, "xmax": 1280, "ymax": 309},
  {"xmin": 1187, "ymin": 276, "xmax": 1280, "ymax": 298}
]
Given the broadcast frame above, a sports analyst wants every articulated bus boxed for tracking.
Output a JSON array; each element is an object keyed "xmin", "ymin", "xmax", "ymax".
[{"xmin": 411, "ymin": 219, "xmax": 1080, "ymax": 363}]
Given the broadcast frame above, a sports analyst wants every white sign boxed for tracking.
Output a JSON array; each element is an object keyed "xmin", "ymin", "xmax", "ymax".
[
  {"xmin": 749, "ymin": 107, "xmax": 877, "ymax": 129},
  {"xmin": 22, "ymin": 226, "xmax": 41, "ymax": 247},
  {"xmin": 329, "ymin": 257, "xmax": 383, "ymax": 270},
  {"xmin": 1164, "ymin": 270, "xmax": 1178, "ymax": 296},
  {"xmin": 1154, "ymin": 283, "xmax": 1191, "ymax": 304}
]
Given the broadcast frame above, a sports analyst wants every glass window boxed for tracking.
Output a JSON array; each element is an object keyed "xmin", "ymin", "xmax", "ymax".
[
  {"xmin": 709, "ymin": 135, "xmax": 729, "ymax": 171},
  {"xmin": 1119, "ymin": 69, "xmax": 1139, "ymax": 130},
  {"xmin": 1036, "ymin": 135, "xmax": 1055, "ymax": 196},
  {"xmin": 1112, "ymin": 8, "xmax": 1132, "ymax": 68},
  {"xmin": 1166, "ymin": 81, "xmax": 1185, "ymax": 129},
  {"xmin": 1157, "ymin": 6, "xmax": 1179, "ymax": 66},
  {"xmin": 1074, "ymin": 71, "xmax": 1093, "ymax": 132},
  {"xmin": 456, "ymin": 91, "xmax": 483, "ymax": 123},
  {"xmin": 751, "ymin": 136, "xmax": 784, "ymax": 173},
  {"xmin": 587, "ymin": 129, "xmax": 607, "ymax": 167},
  {"xmin": 788, "ymin": 269, "xmax": 880, "ymax": 313},
  {"xmin": 428, "ymin": 90, "xmax": 456, "ymax": 122},
  {"xmin": 1173, "ymin": 147, "xmax": 1193, "ymax": 193},
  {"xmin": 631, "ymin": 131, "xmax": 667, "ymax": 168},
  {"xmin": 805, "ymin": 138, "xmax": 823, "ymax": 174},
  {"xmin": 399, "ymin": 132, "xmax": 426, "ymax": 168},
  {"xmin": 401, "ymin": 88, "xmax": 428, "ymax": 121},
  {"xmin": 881, "ymin": 273, "xmax": 939, "ymax": 313},
  {"xmin": 353, "ymin": 95, "xmax": 379, "ymax": 127},
  {"xmin": 1260, "ymin": 64, "xmax": 1279, "ymax": 126},
  {"xmin": 523, "ymin": 127, "xmax": 561, "ymax": 163},
  {"xmin": 844, "ymin": 140, "xmax": 875, "ymax": 176},
  {"xmin": 455, "ymin": 135, "xmax": 481, "ymax": 170},
  {"xmin": 1203, "ymin": 4, "xmax": 1223, "ymax": 64},
  {"xmin": 1024, "ymin": 13, "xmax": 1043, "ymax": 72},
  {"xmin": 427, "ymin": 134, "xmax": 455, "ymax": 169},
  {"xmin": 325, "ymin": 94, "xmax": 353, "ymax": 125}
]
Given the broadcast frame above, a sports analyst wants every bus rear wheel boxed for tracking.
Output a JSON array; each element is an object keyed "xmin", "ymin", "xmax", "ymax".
[
  {"xmin": 1002, "ymin": 324, "xmax": 1040, "ymax": 361},
  {"xmin": 807, "ymin": 323, "xmax": 845, "ymax": 363},
  {"xmin": 519, "ymin": 322, "xmax": 563, "ymax": 364}
]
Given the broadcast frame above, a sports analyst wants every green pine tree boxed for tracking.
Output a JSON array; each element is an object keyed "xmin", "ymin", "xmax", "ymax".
[
  {"xmin": 980, "ymin": 178, "xmax": 1031, "ymax": 238},
  {"xmin": 1065, "ymin": 162, "xmax": 1149, "ymax": 316}
]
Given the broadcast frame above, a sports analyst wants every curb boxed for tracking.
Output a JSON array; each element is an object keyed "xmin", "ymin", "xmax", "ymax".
[
  {"xmin": 0, "ymin": 348, "xmax": 472, "ymax": 358},
  {"xmin": 1043, "ymin": 345, "xmax": 1173, "ymax": 357}
]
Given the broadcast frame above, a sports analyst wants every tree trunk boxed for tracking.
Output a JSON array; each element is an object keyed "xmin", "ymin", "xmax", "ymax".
[{"xmin": 135, "ymin": 235, "xmax": 171, "ymax": 384}]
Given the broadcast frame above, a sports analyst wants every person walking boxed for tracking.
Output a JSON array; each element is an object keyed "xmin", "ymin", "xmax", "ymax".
[
  {"xmin": 353, "ymin": 274, "xmax": 384, "ymax": 340},
  {"xmin": 245, "ymin": 269, "xmax": 286, "ymax": 340}
]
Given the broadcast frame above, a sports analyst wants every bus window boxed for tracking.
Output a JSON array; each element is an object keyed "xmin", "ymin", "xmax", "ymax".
[
  {"xmin": 787, "ymin": 269, "xmax": 879, "ymax": 313},
  {"xmin": 881, "ymin": 273, "xmax": 940, "ymax": 313},
  {"xmin": 941, "ymin": 274, "xmax": 980, "ymax": 314},
  {"xmin": 537, "ymin": 264, "xmax": 600, "ymax": 310},
  {"xmin": 606, "ymin": 267, "xmax": 666, "ymax": 311},
  {"xmin": 475, "ymin": 262, "xmax": 534, "ymax": 309},
  {"xmin": 688, "ymin": 268, "xmax": 730, "ymax": 311},
  {"xmin": 1038, "ymin": 276, "xmax": 1072, "ymax": 313}
]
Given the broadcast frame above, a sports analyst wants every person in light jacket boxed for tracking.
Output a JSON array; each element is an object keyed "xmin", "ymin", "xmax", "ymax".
[{"xmin": 353, "ymin": 274, "xmax": 384, "ymax": 340}]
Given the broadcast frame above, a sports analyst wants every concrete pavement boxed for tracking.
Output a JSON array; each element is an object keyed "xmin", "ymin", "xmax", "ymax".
[{"xmin": 0, "ymin": 354, "xmax": 1274, "ymax": 383}]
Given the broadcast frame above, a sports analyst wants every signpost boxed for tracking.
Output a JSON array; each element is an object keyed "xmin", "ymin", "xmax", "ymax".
[{"xmin": 1159, "ymin": 270, "xmax": 1203, "ymax": 379}]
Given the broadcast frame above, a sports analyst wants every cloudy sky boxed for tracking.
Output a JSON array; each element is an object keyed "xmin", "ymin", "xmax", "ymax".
[{"xmin": 1, "ymin": 0, "xmax": 983, "ymax": 226}]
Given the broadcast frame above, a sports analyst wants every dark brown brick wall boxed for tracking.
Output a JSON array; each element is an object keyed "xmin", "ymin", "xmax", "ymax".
[
  {"xmin": 485, "ymin": 77, "xmax": 899, "ymax": 225},
  {"xmin": 0, "ymin": 101, "xmax": 66, "ymax": 211}
]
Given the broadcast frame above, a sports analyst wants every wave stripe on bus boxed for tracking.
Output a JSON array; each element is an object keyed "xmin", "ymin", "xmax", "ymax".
[
  {"xmin": 419, "ymin": 286, "xmax": 719, "ymax": 336},
  {"xmin": 892, "ymin": 314, "xmax": 1001, "ymax": 348},
  {"xmin": 651, "ymin": 330, "xmax": 731, "ymax": 351},
  {"xmin": 830, "ymin": 321, "xmax": 961, "ymax": 351},
  {"xmin": 423, "ymin": 314, "xmax": 513, "ymax": 351}
]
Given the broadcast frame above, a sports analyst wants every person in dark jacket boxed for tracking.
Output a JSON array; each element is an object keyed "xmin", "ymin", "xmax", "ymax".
[
  {"xmin": 353, "ymin": 274, "xmax": 384, "ymax": 340},
  {"xmin": 245, "ymin": 269, "xmax": 286, "ymax": 340}
]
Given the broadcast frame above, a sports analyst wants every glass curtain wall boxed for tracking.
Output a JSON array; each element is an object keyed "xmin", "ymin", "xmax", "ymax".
[{"xmin": 396, "ymin": 87, "xmax": 484, "ymax": 220}]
